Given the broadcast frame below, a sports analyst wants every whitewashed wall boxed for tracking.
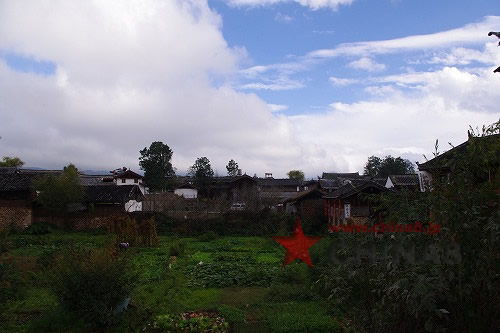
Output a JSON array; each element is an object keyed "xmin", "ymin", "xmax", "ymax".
[{"xmin": 174, "ymin": 188, "xmax": 198, "ymax": 199}]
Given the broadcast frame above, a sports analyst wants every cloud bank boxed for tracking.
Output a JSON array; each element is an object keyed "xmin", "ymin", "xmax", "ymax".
[{"xmin": 0, "ymin": 2, "xmax": 498, "ymax": 179}]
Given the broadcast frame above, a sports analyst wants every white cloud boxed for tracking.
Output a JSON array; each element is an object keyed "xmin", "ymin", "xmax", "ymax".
[
  {"xmin": 0, "ymin": 0, "xmax": 306, "ymax": 177},
  {"xmin": 328, "ymin": 76, "xmax": 359, "ymax": 86},
  {"xmin": 290, "ymin": 65, "xmax": 500, "ymax": 172},
  {"xmin": 275, "ymin": 12, "xmax": 293, "ymax": 23},
  {"xmin": 268, "ymin": 104, "xmax": 288, "ymax": 112},
  {"xmin": 348, "ymin": 57, "xmax": 386, "ymax": 72},
  {"xmin": 308, "ymin": 16, "xmax": 500, "ymax": 58},
  {"xmin": 227, "ymin": 0, "xmax": 354, "ymax": 11},
  {"xmin": 239, "ymin": 77, "xmax": 304, "ymax": 90},
  {"xmin": 1, "ymin": 3, "xmax": 498, "ymax": 179},
  {"xmin": 240, "ymin": 16, "xmax": 500, "ymax": 93}
]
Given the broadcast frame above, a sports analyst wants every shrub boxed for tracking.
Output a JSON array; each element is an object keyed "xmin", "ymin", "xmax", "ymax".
[
  {"xmin": 24, "ymin": 222, "xmax": 54, "ymax": 235},
  {"xmin": 49, "ymin": 248, "xmax": 136, "ymax": 328},
  {"xmin": 0, "ymin": 261, "xmax": 24, "ymax": 305},
  {"xmin": 169, "ymin": 240, "xmax": 186, "ymax": 257},
  {"xmin": 37, "ymin": 246, "xmax": 60, "ymax": 269},
  {"xmin": 216, "ymin": 304, "xmax": 245, "ymax": 324},
  {"xmin": 198, "ymin": 231, "xmax": 218, "ymax": 242},
  {"xmin": 276, "ymin": 263, "xmax": 310, "ymax": 284}
]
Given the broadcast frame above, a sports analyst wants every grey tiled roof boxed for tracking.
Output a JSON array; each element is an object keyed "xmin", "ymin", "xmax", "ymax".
[
  {"xmin": 85, "ymin": 185, "xmax": 143, "ymax": 203},
  {"xmin": 389, "ymin": 174, "xmax": 419, "ymax": 186},
  {"xmin": 256, "ymin": 178, "xmax": 302, "ymax": 187},
  {"xmin": 323, "ymin": 179, "xmax": 389, "ymax": 199},
  {"xmin": 80, "ymin": 175, "xmax": 115, "ymax": 186},
  {"xmin": 321, "ymin": 172, "xmax": 360, "ymax": 180}
]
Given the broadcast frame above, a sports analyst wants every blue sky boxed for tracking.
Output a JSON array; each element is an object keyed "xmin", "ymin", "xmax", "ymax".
[
  {"xmin": 0, "ymin": 0, "xmax": 499, "ymax": 178},
  {"xmin": 208, "ymin": 0, "xmax": 500, "ymax": 114}
]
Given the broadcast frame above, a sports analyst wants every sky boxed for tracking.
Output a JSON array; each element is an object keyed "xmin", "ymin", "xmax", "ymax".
[{"xmin": 0, "ymin": 0, "xmax": 499, "ymax": 179}]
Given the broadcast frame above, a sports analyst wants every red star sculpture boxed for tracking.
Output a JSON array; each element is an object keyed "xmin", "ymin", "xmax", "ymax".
[{"xmin": 273, "ymin": 218, "xmax": 322, "ymax": 268}]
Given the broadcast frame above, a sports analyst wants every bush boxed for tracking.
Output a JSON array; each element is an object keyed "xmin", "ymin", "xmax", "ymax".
[
  {"xmin": 216, "ymin": 305, "xmax": 245, "ymax": 324},
  {"xmin": 0, "ymin": 261, "xmax": 24, "ymax": 305},
  {"xmin": 49, "ymin": 248, "xmax": 136, "ymax": 328},
  {"xmin": 37, "ymin": 246, "xmax": 59, "ymax": 269},
  {"xmin": 198, "ymin": 231, "xmax": 218, "ymax": 242},
  {"xmin": 276, "ymin": 263, "xmax": 310, "ymax": 284},
  {"xmin": 24, "ymin": 222, "xmax": 54, "ymax": 235},
  {"xmin": 169, "ymin": 240, "xmax": 186, "ymax": 257}
]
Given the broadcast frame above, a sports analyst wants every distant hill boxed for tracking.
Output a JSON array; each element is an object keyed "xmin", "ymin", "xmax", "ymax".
[
  {"xmin": 80, "ymin": 170, "xmax": 115, "ymax": 175},
  {"xmin": 23, "ymin": 167, "xmax": 115, "ymax": 176}
]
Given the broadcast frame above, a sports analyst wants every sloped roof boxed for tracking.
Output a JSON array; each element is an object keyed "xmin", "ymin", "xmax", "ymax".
[
  {"xmin": 324, "ymin": 179, "xmax": 389, "ymax": 199},
  {"xmin": 80, "ymin": 175, "xmax": 115, "ymax": 186},
  {"xmin": 114, "ymin": 169, "xmax": 144, "ymax": 179},
  {"xmin": 321, "ymin": 172, "xmax": 360, "ymax": 180},
  {"xmin": 418, "ymin": 134, "xmax": 499, "ymax": 171},
  {"xmin": 283, "ymin": 188, "xmax": 325, "ymax": 203},
  {"xmin": 388, "ymin": 174, "xmax": 419, "ymax": 186},
  {"xmin": 0, "ymin": 173, "xmax": 34, "ymax": 191},
  {"xmin": 372, "ymin": 178, "xmax": 387, "ymax": 186},
  {"xmin": 0, "ymin": 167, "xmax": 18, "ymax": 174},
  {"xmin": 0, "ymin": 169, "xmax": 63, "ymax": 192},
  {"xmin": 256, "ymin": 178, "xmax": 302, "ymax": 187},
  {"xmin": 85, "ymin": 185, "xmax": 143, "ymax": 203},
  {"xmin": 176, "ymin": 182, "xmax": 197, "ymax": 189}
]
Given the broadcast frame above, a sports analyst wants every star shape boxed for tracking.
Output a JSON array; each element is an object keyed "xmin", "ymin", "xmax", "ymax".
[{"xmin": 273, "ymin": 218, "xmax": 322, "ymax": 268}]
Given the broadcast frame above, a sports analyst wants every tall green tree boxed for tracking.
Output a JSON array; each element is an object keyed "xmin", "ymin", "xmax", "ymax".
[
  {"xmin": 189, "ymin": 157, "xmax": 214, "ymax": 197},
  {"xmin": 0, "ymin": 156, "xmax": 24, "ymax": 167},
  {"xmin": 287, "ymin": 170, "xmax": 305, "ymax": 181},
  {"xmin": 226, "ymin": 159, "xmax": 239, "ymax": 176},
  {"xmin": 139, "ymin": 142, "xmax": 175, "ymax": 192},
  {"xmin": 34, "ymin": 164, "xmax": 84, "ymax": 213},
  {"xmin": 363, "ymin": 155, "xmax": 414, "ymax": 178}
]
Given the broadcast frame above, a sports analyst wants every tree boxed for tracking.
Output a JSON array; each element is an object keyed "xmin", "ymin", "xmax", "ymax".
[
  {"xmin": 0, "ymin": 156, "xmax": 24, "ymax": 167},
  {"xmin": 287, "ymin": 170, "xmax": 305, "ymax": 181},
  {"xmin": 139, "ymin": 142, "xmax": 175, "ymax": 192},
  {"xmin": 189, "ymin": 157, "xmax": 214, "ymax": 197},
  {"xmin": 34, "ymin": 164, "xmax": 84, "ymax": 213},
  {"xmin": 363, "ymin": 155, "xmax": 414, "ymax": 178},
  {"xmin": 226, "ymin": 159, "xmax": 239, "ymax": 176}
]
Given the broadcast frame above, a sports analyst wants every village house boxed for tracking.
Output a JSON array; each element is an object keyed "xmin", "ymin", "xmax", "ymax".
[
  {"xmin": 256, "ymin": 174, "xmax": 305, "ymax": 205},
  {"xmin": 0, "ymin": 167, "xmax": 146, "ymax": 231},
  {"xmin": 417, "ymin": 133, "xmax": 499, "ymax": 191},
  {"xmin": 112, "ymin": 167, "xmax": 146, "ymax": 194},
  {"xmin": 283, "ymin": 188, "xmax": 325, "ymax": 220},
  {"xmin": 324, "ymin": 179, "xmax": 390, "ymax": 226}
]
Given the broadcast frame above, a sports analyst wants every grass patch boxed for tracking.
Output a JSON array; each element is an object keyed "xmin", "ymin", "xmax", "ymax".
[
  {"xmin": 220, "ymin": 287, "xmax": 269, "ymax": 306},
  {"xmin": 263, "ymin": 302, "xmax": 340, "ymax": 333}
]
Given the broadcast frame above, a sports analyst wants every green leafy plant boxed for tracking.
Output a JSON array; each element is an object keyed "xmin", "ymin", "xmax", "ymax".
[
  {"xmin": 216, "ymin": 305, "xmax": 245, "ymax": 324},
  {"xmin": 169, "ymin": 239, "xmax": 186, "ymax": 257},
  {"xmin": 49, "ymin": 248, "xmax": 136, "ymax": 328},
  {"xmin": 198, "ymin": 231, "xmax": 218, "ymax": 242}
]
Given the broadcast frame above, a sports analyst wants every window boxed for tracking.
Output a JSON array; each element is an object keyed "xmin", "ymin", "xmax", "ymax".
[
  {"xmin": 134, "ymin": 178, "xmax": 138, "ymax": 183},
  {"xmin": 121, "ymin": 178, "xmax": 126, "ymax": 183},
  {"xmin": 296, "ymin": 186, "xmax": 300, "ymax": 192},
  {"xmin": 304, "ymin": 186, "xmax": 308, "ymax": 191}
]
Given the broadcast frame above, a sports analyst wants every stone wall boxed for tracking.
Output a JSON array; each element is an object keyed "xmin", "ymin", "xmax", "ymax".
[{"xmin": 0, "ymin": 205, "xmax": 32, "ymax": 231}]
